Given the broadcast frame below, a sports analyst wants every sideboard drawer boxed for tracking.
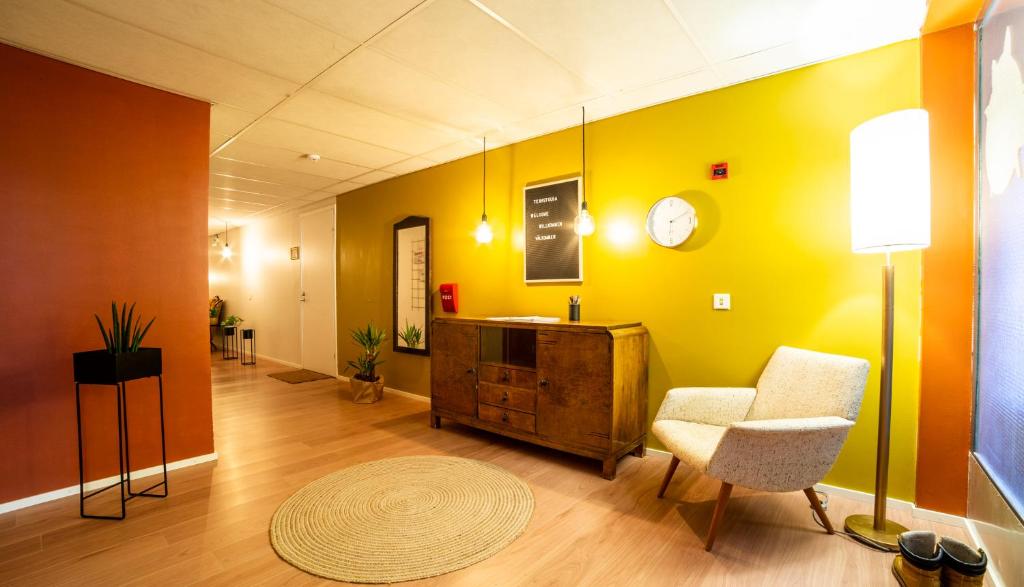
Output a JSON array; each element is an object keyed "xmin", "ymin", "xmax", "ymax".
[
  {"xmin": 478, "ymin": 403, "xmax": 536, "ymax": 434},
  {"xmin": 479, "ymin": 364, "xmax": 537, "ymax": 389},
  {"xmin": 479, "ymin": 382, "xmax": 536, "ymax": 414}
]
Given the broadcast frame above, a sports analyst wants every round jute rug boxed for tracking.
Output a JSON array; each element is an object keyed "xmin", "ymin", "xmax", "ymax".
[{"xmin": 269, "ymin": 455, "xmax": 534, "ymax": 583}]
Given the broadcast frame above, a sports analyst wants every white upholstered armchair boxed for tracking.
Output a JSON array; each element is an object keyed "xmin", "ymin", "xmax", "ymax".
[{"xmin": 653, "ymin": 346, "xmax": 869, "ymax": 551}]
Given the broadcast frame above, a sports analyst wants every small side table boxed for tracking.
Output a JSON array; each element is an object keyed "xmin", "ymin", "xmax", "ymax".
[
  {"xmin": 72, "ymin": 348, "xmax": 168, "ymax": 520},
  {"xmin": 222, "ymin": 326, "xmax": 239, "ymax": 360},
  {"xmin": 241, "ymin": 329, "xmax": 256, "ymax": 365}
]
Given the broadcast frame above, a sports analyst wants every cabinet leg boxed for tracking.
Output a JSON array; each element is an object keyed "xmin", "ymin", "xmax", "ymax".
[
  {"xmin": 632, "ymin": 442, "xmax": 646, "ymax": 458},
  {"xmin": 601, "ymin": 456, "xmax": 618, "ymax": 480},
  {"xmin": 430, "ymin": 415, "xmax": 441, "ymax": 429}
]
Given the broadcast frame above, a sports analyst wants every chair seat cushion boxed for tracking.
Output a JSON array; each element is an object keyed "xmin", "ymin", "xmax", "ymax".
[{"xmin": 652, "ymin": 420, "xmax": 726, "ymax": 472}]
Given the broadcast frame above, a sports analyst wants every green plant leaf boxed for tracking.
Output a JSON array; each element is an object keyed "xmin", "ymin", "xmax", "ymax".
[
  {"xmin": 123, "ymin": 302, "xmax": 135, "ymax": 353},
  {"xmin": 134, "ymin": 316, "xmax": 155, "ymax": 352},
  {"xmin": 94, "ymin": 313, "xmax": 112, "ymax": 352},
  {"xmin": 111, "ymin": 301, "xmax": 120, "ymax": 353}
]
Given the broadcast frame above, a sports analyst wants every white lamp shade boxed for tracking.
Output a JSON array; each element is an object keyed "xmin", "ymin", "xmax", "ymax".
[{"xmin": 850, "ymin": 109, "xmax": 931, "ymax": 253}]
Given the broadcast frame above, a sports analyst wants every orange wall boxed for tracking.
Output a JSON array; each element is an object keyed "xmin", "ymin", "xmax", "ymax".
[
  {"xmin": 917, "ymin": 23, "xmax": 976, "ymax": 515},
  {"xmin": 0, "ymin": 44, "xmax": 213, "ymax": 504}
]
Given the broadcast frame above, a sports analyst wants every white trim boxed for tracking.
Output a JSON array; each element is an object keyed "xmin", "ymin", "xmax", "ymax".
[
  {"xmin": 0, "ymin": 452, "xmax": 218, "ymax": 515},
  {"xmin": 336, "ymin": 375, "xmax": 430, "ymax": 403},
  {"xmin": 646, "ymin": 447, "xmax": 968, "ymax": 530},
  {"xmin": 256, "ymin": 353, "xmax": 301, "ymax": 369},
  {"xmin": 964, "ymin": 519, "xmax": 1007, "ymax": 587}
]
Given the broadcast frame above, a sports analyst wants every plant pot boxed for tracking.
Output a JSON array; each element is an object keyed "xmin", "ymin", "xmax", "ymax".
[
  {"xmin": 73, "ymin": 347, "xmax": 162, "ymax": 384},
  {"xmin": 350, "ymin": 376, "xmax": 384, "ymax": 404}
]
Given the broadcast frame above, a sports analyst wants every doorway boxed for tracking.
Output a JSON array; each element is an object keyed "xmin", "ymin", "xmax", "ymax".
[{"xmin": 299, "ymin": 206, "xmax": 337, "ymax": 376}]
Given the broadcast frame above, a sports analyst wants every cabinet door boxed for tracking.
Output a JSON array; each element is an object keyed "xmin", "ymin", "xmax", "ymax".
[
  {"xmin": 430, "ymin": 322, "xmax": 479, "ymax": 417},
  {"xmin": 536, "ymin": 330, "xmax": 612, "ymax": 450}
]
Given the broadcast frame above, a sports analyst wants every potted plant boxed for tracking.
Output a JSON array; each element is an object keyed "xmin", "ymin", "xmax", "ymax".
[
  {"xmin": 398, "ymin": 320, "xmax": 424, "ymax": 350},
  {"xmin": 221, "ymin": 314, "xmax": 244, "ymax": 328},
  {"xmin": 74, "ymin": 302, "xmax": 159, "ymax": 384},
  {"xmin": 346, "ymin": 323, "xmax": 386, "ymax": 404}
]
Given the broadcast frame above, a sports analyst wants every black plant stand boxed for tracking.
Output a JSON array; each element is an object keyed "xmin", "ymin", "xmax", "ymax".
[
  {"xmin": 222, "ymin": 326, "xmax": 238, "ymax": 360},
  {"xmin": 73, "ymin": 348, "xmax": 168, "ymax": 520},
  {"xmin": 240, "ymin": 328, "xmax": 256, "ymax": 366}
]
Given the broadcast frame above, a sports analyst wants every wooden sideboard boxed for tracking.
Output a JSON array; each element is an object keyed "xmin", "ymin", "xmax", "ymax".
[{"xmin": 430, "ymin": 316, "xmax": 649, "ymax": 479}]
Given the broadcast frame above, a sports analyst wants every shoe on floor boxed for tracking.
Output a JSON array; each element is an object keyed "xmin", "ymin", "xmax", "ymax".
[
  {"xmin": 938, "ymin": 537, "xmax": 987, "ymax": 586},
  {"xmin": 893, "ymin": 531, "xmax": 942, "ymax": 587}
]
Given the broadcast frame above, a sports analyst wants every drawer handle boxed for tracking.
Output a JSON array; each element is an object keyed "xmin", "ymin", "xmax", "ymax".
[
  {"xmin": 501, "ymin": 391, "xmax": 509, "ymax": 402},
  {"xmin": 466, "ymin": 367, "xmax": 476, "ymax": 375},
  {"xmin": 501, "ymin": 370, "xmax": 510, "ymax": 382},
  {"xmin": 539, "ymin": 379, "xmax": 548, "ymax": 387},
  {"xmin": 501, "ymin": 412, "xmax": 509, "ymax": 423}
]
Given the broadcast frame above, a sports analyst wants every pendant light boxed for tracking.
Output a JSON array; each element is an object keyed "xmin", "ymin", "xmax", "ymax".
[
  {"xmin": 474, "ymin": 136, "xmax": 493, "ymax": 244},
  {"xmin": 575, "ymin": 106, "xmax": 595, "ymax": 236},
  {"xmin": 221, "ymin": 221, "xmax": 233, "ymax": 259}
]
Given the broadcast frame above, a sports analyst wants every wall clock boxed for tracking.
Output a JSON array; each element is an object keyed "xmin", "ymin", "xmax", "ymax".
[{"xmin": 646, "ymin": 196, "xmax": 697, "ymax": 247}]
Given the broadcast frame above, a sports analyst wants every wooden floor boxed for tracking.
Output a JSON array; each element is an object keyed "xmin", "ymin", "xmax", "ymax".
[{"xmin": 0, "ymin": 356, "xmax": 969, "ymax": 586}]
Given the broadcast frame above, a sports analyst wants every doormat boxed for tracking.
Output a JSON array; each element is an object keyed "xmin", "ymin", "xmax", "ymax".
[{"xmin": 268, "ymin": 369, "xmax": 333, "ymax": 384}]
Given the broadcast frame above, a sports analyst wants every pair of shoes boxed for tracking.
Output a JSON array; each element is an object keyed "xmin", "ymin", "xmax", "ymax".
[{"xmin": 891, "ymin": 531, "xmax": 987, "ymax": 586}]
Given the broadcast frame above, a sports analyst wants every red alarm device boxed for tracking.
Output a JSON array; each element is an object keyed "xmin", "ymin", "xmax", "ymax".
[{"xmin": 439, "ymin": 283, "xmax": 459, "ymax": 313}]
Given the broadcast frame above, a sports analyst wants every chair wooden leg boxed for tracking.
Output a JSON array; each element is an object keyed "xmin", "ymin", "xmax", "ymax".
[
  {"xmin": 657, "ymin": 456, "xmax": 680, "ymax": 498},
  {"xmin": 803, "ymin": 488, "xmax": 834, "ymax": 534},
  {"xmin": 705, "ymin": 482, "xmax": 733, "ymax": 552}
]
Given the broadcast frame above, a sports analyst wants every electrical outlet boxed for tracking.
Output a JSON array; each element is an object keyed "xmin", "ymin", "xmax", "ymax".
[{"xmin": 713, "ymin": 293, "xmax": 731, "ymax": 310}]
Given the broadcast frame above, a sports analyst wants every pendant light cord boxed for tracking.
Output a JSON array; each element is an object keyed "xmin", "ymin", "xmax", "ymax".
[
  {"xmin": 581, "ymin": 107, "xmax": 586, "ymax": 206},
  {"xmin": 482, "ymin": 136, "xmax": 487, "ymax": 218}
]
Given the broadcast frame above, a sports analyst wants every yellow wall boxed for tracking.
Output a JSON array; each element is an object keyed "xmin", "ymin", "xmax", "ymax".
[{"xmin": 337, "ymin": 40, "xmax": 922, "ymax": 500}]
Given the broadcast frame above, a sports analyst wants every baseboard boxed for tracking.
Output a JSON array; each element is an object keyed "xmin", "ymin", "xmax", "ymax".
[
  {"xmin": 0, "ymin": 452, "xmax": 219, "ymax": 515},
  {"xmin": 645, "ymin": 447, "xmax": 967, "ymax": 531},
  {"xmin": 255, "ymin": 354, "xmax": 302, "ymax": 369},
  {"xmin": 335, "ymin": 375, "xmax": 430, "ymax": 403}
]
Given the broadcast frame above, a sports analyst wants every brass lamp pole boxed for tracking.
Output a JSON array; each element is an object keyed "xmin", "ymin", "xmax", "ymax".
[{"xmin": 844, "ymin": 109, "xmax": 931, "ymax": 551}]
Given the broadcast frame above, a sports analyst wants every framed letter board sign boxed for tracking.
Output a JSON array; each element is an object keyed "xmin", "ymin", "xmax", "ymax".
[{"xmin": 524, "ymin": 178, "xmax": 582, "ymax": 283}]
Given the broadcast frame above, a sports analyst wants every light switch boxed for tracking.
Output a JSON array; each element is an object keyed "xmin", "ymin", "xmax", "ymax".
[{"xmin": 713, "ymin": 293, "xmax": 731, "ymax": 310}]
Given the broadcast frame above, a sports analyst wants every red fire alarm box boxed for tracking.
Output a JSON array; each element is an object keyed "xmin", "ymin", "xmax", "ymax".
[
  {"xmin": 439, "ymin": 283, "xmax": 459, "ymax": 313},
  {"xmin": 711, "ymin": 162, "xmax": 728, "ymax": 180}
]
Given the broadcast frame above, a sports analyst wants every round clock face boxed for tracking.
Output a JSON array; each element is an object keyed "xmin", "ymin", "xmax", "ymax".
[{"xmin": 646, "ymin": 196, "xmax": 697, "ymax": 247}]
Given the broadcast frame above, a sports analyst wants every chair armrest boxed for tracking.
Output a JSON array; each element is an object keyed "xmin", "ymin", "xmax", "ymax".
[
  {"xmin": 654, "ymin": 387, "xmax": 756, "ymax": 426},
  {"xmin": 706, "ymin": 416, "xmax": 854, "ymax": 492}
]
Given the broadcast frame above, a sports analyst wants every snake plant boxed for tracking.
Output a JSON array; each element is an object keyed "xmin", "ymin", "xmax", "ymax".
[{"xmin": 94, "ymin": 301, "xmax": 155, "ymax": 354}]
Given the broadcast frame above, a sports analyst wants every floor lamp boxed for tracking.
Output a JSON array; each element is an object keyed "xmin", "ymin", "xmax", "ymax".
[{"xmin": 845, "ymin": 109, "xmax": 931, "ymax": 550}]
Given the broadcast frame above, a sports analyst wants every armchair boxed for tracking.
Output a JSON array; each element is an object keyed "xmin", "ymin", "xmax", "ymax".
[{"xmin": 652, "ymin": 346, "xmax": 869, "ymax": 551}]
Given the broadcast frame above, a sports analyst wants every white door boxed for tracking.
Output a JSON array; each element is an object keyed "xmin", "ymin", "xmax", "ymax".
[{"xmin": 299, "ymin": 206, "xmax": 337, "ymax": 376}]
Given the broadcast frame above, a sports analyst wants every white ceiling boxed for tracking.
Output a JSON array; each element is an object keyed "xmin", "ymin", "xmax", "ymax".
[{"xmin": 0, "ymin": 0, "xmax": 927, "ymax": 234}]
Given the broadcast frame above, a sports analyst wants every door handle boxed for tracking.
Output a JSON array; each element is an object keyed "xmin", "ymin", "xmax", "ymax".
[
  {"xmin": 466, "ymin": 367, "xmax": 477, "ymax": 375},
  {"xmin": 299, "ymin": 291, "xmax": 306, "ymax": 302}
]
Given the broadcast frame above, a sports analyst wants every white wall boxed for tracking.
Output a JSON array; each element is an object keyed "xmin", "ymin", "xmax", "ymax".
[{"xmin": 208, "ymin": 198, "xmax": 334, "ymax": 366}]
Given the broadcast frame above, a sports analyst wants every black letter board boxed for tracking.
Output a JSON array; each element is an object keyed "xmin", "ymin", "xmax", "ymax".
[{"xmin": 524, "ymin": 178, "xmax": 582, "ymax": 283}]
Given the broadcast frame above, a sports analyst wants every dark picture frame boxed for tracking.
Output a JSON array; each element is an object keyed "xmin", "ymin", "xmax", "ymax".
[{"xmin": 393, "ymin": 216, "xmax": 430, "ymax": 356}]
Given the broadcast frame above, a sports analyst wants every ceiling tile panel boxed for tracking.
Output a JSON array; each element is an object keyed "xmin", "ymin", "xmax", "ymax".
[
  {"xmin": 322, "ymin": 181, "xmax": 365, "ymax": 195},
  {"xmin": 349, "ymin": 169, "xmax": 397, "ymax": 185},
  {"xmin": 370, "ymin": 0, "xmax": 598, "ymax": 117},
  {"xmin": 264, "ymin": 0, "xmax": 425, "ymax": 43},
  {"xmin": 210, "ymin": 104, "xmax": 261, "ymax": 137},
  {"xmin": 383, "ymin": 157, "xmax": 436, "ymax": 175},
  {"xmin": 313, "ymin": 47, "xmax": 519, "ymax": 133},
  {"xmin": 668, "ymin": 0, "xmax": 807, "ymax": 62},
  {"xmin": 0, "ymin": 0, "xmax": 297, "ymax": 112},
  {"xmin": 242, "ymin": 119, "xmax": 411, "ymax": 169},
  {"xmin": 209, "ymin": 174, "xmax": 312, "ymax": 199},
  {"xmin": 219, "ymin": 138, "xmax": 376, "ymax": 180},
  {"xmin": 420, "ymin": 137, "xmax": 486, "ymax": 165},
  {"xmin": 209, "ymin": 158, "xmax": 341, "ymax": 191},
  {"xmin": 479, "ymin": 0, "xmax": 705, "ymax": 92},
  {"xmin": 71, "ymin": 0, "xmax": 357, "ymax": 83},
  {"xmin": 272, "ymin": 90, "xmax": 459, "ymax": 154}
]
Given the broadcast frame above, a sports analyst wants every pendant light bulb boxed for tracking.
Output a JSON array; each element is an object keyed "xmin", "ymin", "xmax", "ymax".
[
  {"xmin": 475, "ymin": 214, "xmax": 493, "ymax": 244},
  {"xmin": 221, "ymin": 243, "xmax": 233, "ymax": 259},
  {"xmin": 575, "ymin": 202, "xmax": 596, "ymax": 236}
]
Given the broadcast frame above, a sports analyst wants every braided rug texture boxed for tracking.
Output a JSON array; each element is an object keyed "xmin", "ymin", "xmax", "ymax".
[{"xmin": 269, "ymin": 456, "xmax": 534, "ymax": 583}]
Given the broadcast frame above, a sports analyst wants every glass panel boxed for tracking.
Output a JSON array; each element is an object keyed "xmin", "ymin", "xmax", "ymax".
[{"xmin": 479, "ymin": 327, "xmax": 536, "ymax": 369}]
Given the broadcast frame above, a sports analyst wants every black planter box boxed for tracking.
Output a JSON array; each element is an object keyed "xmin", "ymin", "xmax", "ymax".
[{"xmin": 73, "ymin": 347, "xmax": 162, "ymax": 385}]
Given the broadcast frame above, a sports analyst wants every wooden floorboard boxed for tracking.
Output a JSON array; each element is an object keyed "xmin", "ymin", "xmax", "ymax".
[{"xmin": 0, "ymin": 355, "xmax": 969, "ymax": 585}]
